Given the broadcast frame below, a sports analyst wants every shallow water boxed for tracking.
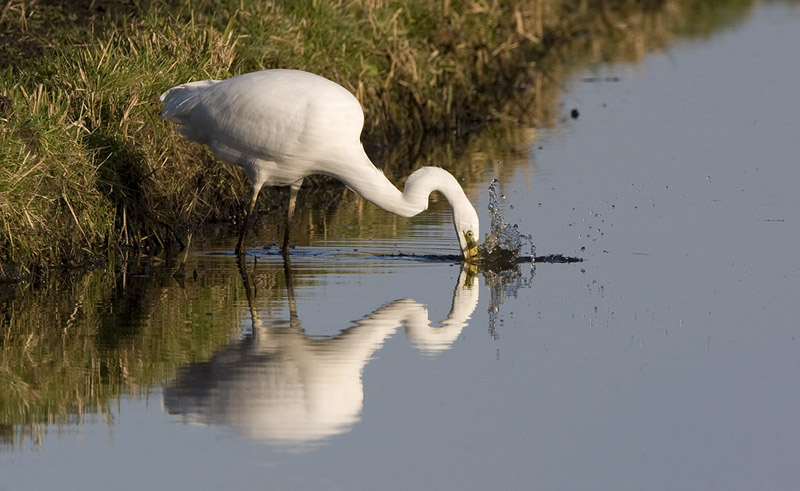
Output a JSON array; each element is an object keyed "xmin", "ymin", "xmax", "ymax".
[{"xmin": 3, "ymin": 2, "xmax": 800, "ymax": 490}]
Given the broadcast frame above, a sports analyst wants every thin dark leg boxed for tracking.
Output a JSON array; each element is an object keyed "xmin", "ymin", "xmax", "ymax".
[
  {"xmin": 282, "ymin": 180, "xmax": 303, "ymax": 257},
  {"xmin": 236, "ymin": 185, "xmax": 260, "ymax": 255}
]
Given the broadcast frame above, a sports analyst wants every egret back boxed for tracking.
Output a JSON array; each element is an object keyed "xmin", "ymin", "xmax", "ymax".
[{"xmin": 160, "ymin": 70, "xmax": 366, "ymax": 186}]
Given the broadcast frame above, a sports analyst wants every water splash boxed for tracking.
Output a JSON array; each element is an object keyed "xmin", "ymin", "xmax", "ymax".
[
  {"xmin": 474, "ymin": 178, "xmax": 537, "ymax": 336},
  {"xmin": 476, "ymin": 178, "xmax": 583, "ymax": 337},
  {"xmin": 478, "ymin": 179, "xmax": 534, "ymax": 269}
]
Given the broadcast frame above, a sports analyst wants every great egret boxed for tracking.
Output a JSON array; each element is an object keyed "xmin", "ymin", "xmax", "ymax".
[{"xmin": 160, "ymin": 69, "xmax": 480, "ymax": 260}]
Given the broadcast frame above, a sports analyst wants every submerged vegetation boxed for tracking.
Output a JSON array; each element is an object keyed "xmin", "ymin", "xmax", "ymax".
[{"xmin": 0, "ymin": 0, "xmax": 758, "ymax": 278}]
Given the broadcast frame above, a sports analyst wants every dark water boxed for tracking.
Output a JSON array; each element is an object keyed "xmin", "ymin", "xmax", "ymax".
[{"xmin": 3, "ymin": 3, "xmax": 800, "ymax": 490}]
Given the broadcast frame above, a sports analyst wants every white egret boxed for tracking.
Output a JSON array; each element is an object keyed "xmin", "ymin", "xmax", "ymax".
[{"xmin": 160, "ymin": 69, "xmax": 479, "ymax": 260}]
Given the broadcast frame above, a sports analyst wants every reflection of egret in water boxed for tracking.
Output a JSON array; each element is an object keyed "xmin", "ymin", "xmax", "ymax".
[{"xmin": 163, "ymin": 260, "xmax": 478, "ymax": 448}]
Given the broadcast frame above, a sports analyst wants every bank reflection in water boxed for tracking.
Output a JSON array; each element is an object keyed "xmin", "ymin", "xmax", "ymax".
[{"xmin": 163, "ymin": 262, "xmax": 478, "ymax": 448}]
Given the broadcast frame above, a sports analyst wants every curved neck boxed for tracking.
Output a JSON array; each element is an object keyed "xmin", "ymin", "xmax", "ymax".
[{"xmin": 338, "ymin": 150, "xmax": 468, "ymax": 219}]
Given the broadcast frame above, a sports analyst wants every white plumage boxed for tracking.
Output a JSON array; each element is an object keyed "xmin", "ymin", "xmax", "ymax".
[{"xmin": 160, "ymin": 69, "xmax": 479, "ymax": 260}]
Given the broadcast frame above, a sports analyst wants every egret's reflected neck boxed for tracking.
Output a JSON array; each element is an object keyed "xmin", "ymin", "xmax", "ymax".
[{"xmin": 163, "ymin": 263, "xmax": 479, "ymax": 448}]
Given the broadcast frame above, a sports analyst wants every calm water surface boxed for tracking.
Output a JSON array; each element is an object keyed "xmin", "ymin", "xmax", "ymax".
[{"xmin": 3, "ymin": 3, "xmax": 800, "ymax": 490}]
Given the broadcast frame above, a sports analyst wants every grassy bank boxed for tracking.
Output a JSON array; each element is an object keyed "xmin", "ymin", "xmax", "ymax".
[{"xmin": 0, "ymin": 0, "xmax": 750, "ymax": 278}]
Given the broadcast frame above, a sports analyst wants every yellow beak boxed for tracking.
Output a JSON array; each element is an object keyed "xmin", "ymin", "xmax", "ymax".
[{"xmin": 463, "ymin": 232, "xmax": 479, "ymax": 263}]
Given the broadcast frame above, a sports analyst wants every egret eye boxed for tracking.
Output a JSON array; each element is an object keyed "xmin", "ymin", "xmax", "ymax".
[{"xmin": 464, "ymin": 230, "xmax": 478, "ymax": 249}]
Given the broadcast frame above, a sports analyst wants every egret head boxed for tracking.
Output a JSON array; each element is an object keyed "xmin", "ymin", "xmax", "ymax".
[{"xmin": 454, "ymin": 203, "xmax": 480, "ymax": 263}]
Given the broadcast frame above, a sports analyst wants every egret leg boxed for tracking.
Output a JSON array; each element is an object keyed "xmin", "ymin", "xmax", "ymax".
[
  {"xmin": 282, "ymin": 179, "xmax": 303, "ymax": 257},
  {"xmin": 236, "ymin": 183, "xmax": 261, "ymax": 255}
]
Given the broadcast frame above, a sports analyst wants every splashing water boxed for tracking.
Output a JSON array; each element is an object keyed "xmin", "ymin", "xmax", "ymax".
[
  {"xmin": 476, "ymin": 179, "xmax": 582, "ymax": 337},
  {"xmin": 478, "ymin": 179, "xmax": 535, "ymax": 269},
  {"xmin": 474, "ymin": 179, "xmax": 536, "ymax": 334}
]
